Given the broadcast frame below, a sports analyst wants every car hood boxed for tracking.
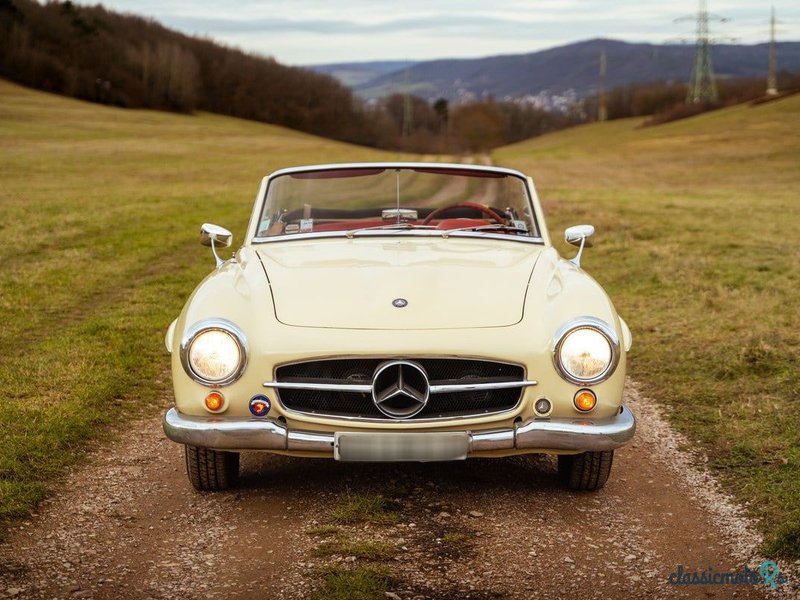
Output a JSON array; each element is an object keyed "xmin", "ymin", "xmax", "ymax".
[{"xmin": 255, "ymin": 237, "xmax": 544, "ymax": 330}]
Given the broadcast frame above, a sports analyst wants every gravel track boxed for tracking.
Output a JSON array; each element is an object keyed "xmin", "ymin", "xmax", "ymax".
[{"xmin": 1, "ymin": 382, "xmax": 795, "ymax": 599}]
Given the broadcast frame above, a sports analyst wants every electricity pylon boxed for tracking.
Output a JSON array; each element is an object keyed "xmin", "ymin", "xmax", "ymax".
[{"xmin": 675, "ymin": 0, "xmax": 729, "ymax": 103}]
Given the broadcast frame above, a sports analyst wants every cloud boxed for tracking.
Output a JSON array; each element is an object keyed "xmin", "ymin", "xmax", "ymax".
[
  {"xmin": 86, "ymin": 0, "xmax": 800, "ymax": 64},
  {"xmin": 164, "ymin": 14, "xmax": 538, "ymax": 35}
]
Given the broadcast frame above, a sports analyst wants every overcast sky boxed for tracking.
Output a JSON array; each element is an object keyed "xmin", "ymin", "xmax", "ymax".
[{"xmin": 87, "ymin": 1, "xmax": 800, "ymax": 65}]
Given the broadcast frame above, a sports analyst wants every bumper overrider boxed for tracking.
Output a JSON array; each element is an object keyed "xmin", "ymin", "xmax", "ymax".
[{"xmin": 162, "ymin": 405, "xmax": 636, "ymax": 459}]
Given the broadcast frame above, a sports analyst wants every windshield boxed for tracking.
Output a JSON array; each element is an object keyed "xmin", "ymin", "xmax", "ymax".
[{"xmin": 254, "ymin": 166, "xmax": 540, "ymax": 241}]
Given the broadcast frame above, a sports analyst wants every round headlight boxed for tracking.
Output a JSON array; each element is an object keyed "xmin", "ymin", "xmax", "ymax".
[
  {"xmin": 181, "ymin": 320, "xmax": 247, "ymax": 386},
  {"xmin": 553, "ymin": 318, "xmax": 619, "ymax": 385}
]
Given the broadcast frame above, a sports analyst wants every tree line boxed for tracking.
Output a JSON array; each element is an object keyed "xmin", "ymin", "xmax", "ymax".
[
  {"xmin": 582, "ymin": 71, "xmax": 800, "ymax": 126},
  {"xmin": 0, "ymin": 0, "xmax": 380, "ymax": 145},
  {"xmin": 377, "ymin": 93, "xmax": 582, "ymax": 153}
]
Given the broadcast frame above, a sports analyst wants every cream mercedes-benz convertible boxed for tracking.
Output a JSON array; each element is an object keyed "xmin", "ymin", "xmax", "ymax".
[{"xmin": 163, "ymin": 163, "xmax": 635, "ymax": 492}]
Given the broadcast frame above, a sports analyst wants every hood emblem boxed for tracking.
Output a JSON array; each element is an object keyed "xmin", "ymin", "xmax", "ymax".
[
  {"xmin": 392, "ymin": 298, "xmax": 408, "ymax": 308},
  {"xmin": 371, "ymin": 360, "xmax": 429, "ymax": 419}
]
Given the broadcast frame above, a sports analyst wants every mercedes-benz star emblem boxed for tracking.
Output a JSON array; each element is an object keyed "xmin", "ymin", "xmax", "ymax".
[
  {"xmin": 371, "ymin": 360, "xmax": 429, "ymax": 419},
  {"xmin": 392, "ymin": 298, "xmax": 408, "ymax": 308}
]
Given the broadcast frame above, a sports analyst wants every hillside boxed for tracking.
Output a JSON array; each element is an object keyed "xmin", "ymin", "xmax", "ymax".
[
  {"xmin": 0, "ymin": 0, "xmax": 379, "ymax": 146},
  {"xmin": 0, "ymin": 79, "xmax": 404, "ymax": 525},
  {"xmin": 326, "ymin": 39, "xmax": 800, "ymax": 103},
  {"xmin": 495, "ymin": 96, "xmax": 800, "ymax": 557}
]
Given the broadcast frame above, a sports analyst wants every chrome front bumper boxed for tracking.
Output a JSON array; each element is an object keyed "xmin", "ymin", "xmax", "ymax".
[{"xmin": 163, "ymin": 405, "xmax": 636, "ymax": 456}]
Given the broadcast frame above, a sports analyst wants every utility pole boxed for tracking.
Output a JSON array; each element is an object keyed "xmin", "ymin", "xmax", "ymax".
[
  {"xmin": 767, "ymin": 5, "xmax": 778, "ymax": 96},
  {"xmin": 675, "ymin": 0, "xmax": 729, "ymax": 104},
  {"xmin": 598, "ymin": 50, "xmax": 608, "ymax": 122},
  {"xmin": 402, "ymin": 67, "xmax": 413, "ymax": 137}
]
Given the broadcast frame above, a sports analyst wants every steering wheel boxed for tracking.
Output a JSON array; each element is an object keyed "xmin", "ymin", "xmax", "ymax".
[{"xmin": 422, "ymin": 201, "xmax": 506, "ymax": 225}]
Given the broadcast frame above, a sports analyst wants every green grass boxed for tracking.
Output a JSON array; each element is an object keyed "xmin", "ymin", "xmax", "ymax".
[
  {"xmin": 311, "ymin": 495, "xmax": 402, "ymax": 597},
  {"xmin": 309, "ymin": 565, "xmax": 394, "ymax": 600},
  {"xmin": 494, "ymin": 95, "xmax": 800, "ymax": 559},
  {"xmin": 441, "ymin": 531, "xmax": 474, "ymax": 545},
  {"xmin": 313, "ymin": 538, "xmax": 396, "ymax": 561},
  {"xmin": 307, "ymin": 525, "xmax": 342, "ymax": 537},
  {"xmin": 329, "ymin": 494, "xmax": 402, "ymax": 526},
  {"xmin": 0, "ymin": 80, "xmax": 406, "ymax": 528}
]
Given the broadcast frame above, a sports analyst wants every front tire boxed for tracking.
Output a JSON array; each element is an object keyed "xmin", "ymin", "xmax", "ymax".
[
  {"xmin": 184, "ymin": 445, "xmax": 240, "ymax": 491},
  {"xmin": 558, "ymin": 450, "xmax": 614, "ymax": 491}
]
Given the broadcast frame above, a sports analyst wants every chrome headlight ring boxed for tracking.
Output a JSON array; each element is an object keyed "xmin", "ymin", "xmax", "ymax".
[
  {"xmin": 179, "ymin": 318, "xmax": 248, "ymax": 386},
  {"xmin": 552, "ymin": 317, "xmax": 621, "ymax": 386}
]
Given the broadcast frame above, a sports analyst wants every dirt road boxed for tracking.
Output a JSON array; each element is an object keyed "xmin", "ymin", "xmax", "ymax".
[{"xmin": 0, "ymin": 384, "xmax": 794, "ymax": 599}]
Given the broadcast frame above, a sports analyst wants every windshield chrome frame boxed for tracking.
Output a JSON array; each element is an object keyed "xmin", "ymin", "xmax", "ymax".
[
  {"xmin": 252, "ymin": 229, "xmax": 545, "ymax": 245},
  {"xmin": 246, "ymin": 162, "xmax": 544, "ymax": 246}
]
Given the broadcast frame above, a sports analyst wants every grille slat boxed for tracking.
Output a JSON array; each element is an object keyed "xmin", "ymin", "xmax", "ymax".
[{"xmin": 275, "ymin": 358, "xmax": 524, "ymax": 420}]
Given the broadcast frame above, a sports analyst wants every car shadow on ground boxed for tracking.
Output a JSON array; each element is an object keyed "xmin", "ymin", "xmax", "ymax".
[{"xmin": 236, "ymin": 453, "xmax": 565, "ymax": 496}]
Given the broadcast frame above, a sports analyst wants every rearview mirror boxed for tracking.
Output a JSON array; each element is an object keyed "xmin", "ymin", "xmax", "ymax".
[
  {"xmin": 200, "ymin": 223, "xmax": 232, "ymax": 248},
  {"xmin": 200, "ymin": 223, "xmax": 232, "ymax": 268},
  {"xmin": 564, "ymin": 224, "xmax": 595, "ymax": 268},
  {"xmin": 565, "ymin": 224, "xmax": 595, "ymax": 248}
]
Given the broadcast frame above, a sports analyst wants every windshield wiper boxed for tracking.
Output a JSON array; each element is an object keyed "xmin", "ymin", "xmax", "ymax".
[
  {"xmin": 345, "ymin": 223, "xmax": 435, "ymax": 238},
  {"xmin": 440, "ymin": 224, "xmax": 529, "ymax": 238}
]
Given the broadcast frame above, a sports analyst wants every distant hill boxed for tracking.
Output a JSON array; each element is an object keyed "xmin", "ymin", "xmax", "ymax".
[
  {"xmin": 310, "ymin": 61, "xmax": 416, "ymax": 87},
  {"xmin": 312, "ymin": 39, "xmax": 800, "ymax": 104}
]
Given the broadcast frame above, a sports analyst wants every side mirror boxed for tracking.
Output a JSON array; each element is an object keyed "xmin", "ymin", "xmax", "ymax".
[
  {"xmin": 564, "ymin": 224, "xmax": 595, "ymax": 268},
  {"xmin": 200, "ymin": 223, "xmax": 232, "ymax": 267}
]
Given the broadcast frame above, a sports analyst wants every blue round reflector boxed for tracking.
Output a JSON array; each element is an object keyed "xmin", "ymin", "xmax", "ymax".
[{"xmin": 249, "ymin": 395, "xmax": 271, "ymax": 417}]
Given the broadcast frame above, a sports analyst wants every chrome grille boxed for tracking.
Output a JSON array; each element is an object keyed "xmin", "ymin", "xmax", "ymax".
[{"xmin": 272, "ymin": 358, "xmax": 528, "ymax": 420}]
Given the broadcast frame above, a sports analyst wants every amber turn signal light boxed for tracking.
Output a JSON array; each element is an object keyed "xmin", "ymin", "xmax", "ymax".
[
  {"xmin": 574, "ymin": 389, "xmax": 597, "ymax": 412},
  {"xmin": 204, "ymin": 391, "xmax": 225, "ymax": 412}
]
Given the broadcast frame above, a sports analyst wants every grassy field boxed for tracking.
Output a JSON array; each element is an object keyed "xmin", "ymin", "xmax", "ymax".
[
  {"xmin": 2, "ymin": 79, "xmax": 799, "ymax": 563},
  {"xmin": 495, "ymin": 95, "xmax": 800, "ymax": 558},
  {"xmin": 0, "ymin": 80, "xmax": 405, "ymax": 528}
]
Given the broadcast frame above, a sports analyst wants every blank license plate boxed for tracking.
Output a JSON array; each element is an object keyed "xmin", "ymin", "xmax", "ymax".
[{"xmin": 334, "ymin": 432, "xmax": 470, "ymax": 462}]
